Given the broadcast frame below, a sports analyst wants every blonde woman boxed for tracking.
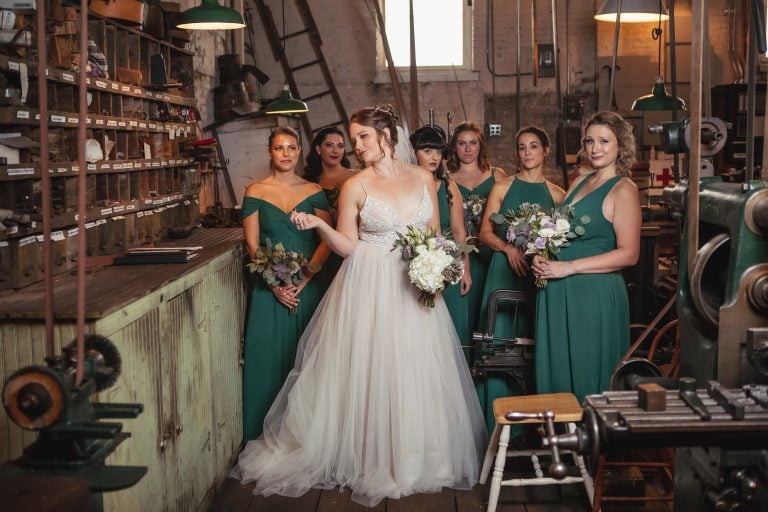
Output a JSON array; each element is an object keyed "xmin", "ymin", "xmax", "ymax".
[{"xmin": 533, "ymin": 111, "xmax": 641, "ymax": 401}]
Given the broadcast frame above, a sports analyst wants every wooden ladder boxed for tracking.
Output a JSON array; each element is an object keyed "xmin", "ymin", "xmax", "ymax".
[{"xmin": 250, "ymin": 0, "xmax": 349, "ymax": 141}]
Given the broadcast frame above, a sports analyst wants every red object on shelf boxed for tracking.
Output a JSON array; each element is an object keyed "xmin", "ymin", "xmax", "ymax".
[{"xmin": 193, "ymin": 138, "xmax": 217, "ymax": 146}]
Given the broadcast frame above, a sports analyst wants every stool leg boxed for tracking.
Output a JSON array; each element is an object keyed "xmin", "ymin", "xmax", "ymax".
[
  {"xmin": 486, "ymin": 425, "xmax": 510, "ymax": 512},
  {"xmin": 480, "ymin": 424, "xmax": 501, "ymax": 484}
]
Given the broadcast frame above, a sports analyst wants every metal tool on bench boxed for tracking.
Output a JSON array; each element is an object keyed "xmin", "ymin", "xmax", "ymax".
[
  {"xmin": 2, "ymin": 335, "xmax": 146, "ymax": 505},
  {"xmin": 528, "ymin": 381, "xmax": 768, "ymax": 512}
]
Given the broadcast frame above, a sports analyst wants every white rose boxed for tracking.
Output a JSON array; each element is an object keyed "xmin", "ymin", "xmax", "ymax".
[
  {"xmin": 555, "ymin": 218, "xmax": 570, "ymax": 235},
  {"xmin": 539, "ymin": 227, "xmax": 556, "ymax": 239},
  {"xmin": 408, "ymin": 249, "xmax": 454, "ymax": 293}
]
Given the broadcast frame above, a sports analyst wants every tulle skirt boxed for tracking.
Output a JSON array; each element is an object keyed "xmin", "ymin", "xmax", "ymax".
[{"xmin": 231, "ymin": 240, "xmax": 487, "ymax": 507}]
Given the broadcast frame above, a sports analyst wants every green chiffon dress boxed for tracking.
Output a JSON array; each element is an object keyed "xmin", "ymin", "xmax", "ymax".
[
  {"xmin": 436, "ymin": 181, "xmax": 470, "ymax": 347},
  {"xmin": 241, "ymin": 191, "xmax": 330, "ymax": 441},
  {"xmin": 458, "ymin": 175, "xmax": 496, "ymax": 338},
  {"xmin": 535, "ymin": 175, "xmax": 630, "ymax": 403},
  {"xmin": 322, "ymin": 186, "xmax": 344, "ymax": 279},
  {"xmin": 476, "ymin": 179, "xmax": 554, "ymax": 431}
]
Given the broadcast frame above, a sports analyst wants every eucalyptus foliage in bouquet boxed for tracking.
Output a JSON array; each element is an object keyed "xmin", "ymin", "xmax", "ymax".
[
  {"xmin": 491, "ymin": 202, "xmax": 585, "ymax": 288},
  {"xmin": 247, "ymin": 239, "xmax": 318, "ymax": 313},
  {"xmin": 462, "ymin": 194, "xmax": 487, "ymax": 246},
  {"xmin": 392, "ymin": 226, "xmax": 473, "ymax": 308}
]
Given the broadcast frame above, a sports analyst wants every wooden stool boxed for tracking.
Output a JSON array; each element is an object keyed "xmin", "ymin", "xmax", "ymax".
[{"xmin": 479, "ymin": 393, "xmax": 595, "ymax": 512}]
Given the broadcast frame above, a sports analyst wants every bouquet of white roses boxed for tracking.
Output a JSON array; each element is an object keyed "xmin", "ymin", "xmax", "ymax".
[
  {"xmin": 393, "ymin": 226, "xmax": 472, "ymax": 308},
  {"xmin": 247, "ymin": 239, "xmax": 318, "ymax": 313},
  {"xmin": 491, "ymin": 203, "xmax": 583, "ymax": 288},
  {"xmin": 462, "ymin": 194, "xmax": 487, "ymax": 246}
]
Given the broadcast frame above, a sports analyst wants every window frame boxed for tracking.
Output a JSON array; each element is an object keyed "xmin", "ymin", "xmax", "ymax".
[{"xmin": 374, "ymin": 0, "xmax": 478, "ymax": 84}]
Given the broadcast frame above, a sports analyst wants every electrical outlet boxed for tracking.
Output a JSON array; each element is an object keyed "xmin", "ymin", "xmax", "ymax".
[{"xmin": 487, "ymin": 123, "xmax": 502, "ymax": 137}]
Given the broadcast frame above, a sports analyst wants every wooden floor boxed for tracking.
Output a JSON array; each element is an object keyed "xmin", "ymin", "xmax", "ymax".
[
  {"xmin": 211, "ymin": 464, "xmax": 674, "ymax": 512},
  {"xmin": 210, "ymin": 478, "xmax": 591, "ymax": 512}
]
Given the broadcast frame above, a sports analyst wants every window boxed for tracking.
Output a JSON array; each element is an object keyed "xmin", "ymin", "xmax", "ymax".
[{"xmin": 376, "ymin": 0, "xmax": 476, "ymax": 82}]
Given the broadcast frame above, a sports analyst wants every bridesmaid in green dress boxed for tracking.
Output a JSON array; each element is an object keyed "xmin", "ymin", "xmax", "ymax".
[
  {"xmin": 475, "ymin": 127, "xmax": 565, "ymax": 431},
  {"xmin": 242, "ymin": 126, "xmax": 332, "ymax": 440},
  {"xmin": 303, "ymin": 127, "xmax": 355, "ymax": 279},
  {"xmin": 410, "ymin": 124, "xmax": 472, "ymax": 346},
  {"xmin": 446, "ymin": 122, "xmax": 506, "ymax": 341},
  {"xmin": 533, "ymin": 112, "xmax": 641, "ymax": 402}
]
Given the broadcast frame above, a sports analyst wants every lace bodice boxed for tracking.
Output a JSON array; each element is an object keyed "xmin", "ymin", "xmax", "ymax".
[{"xmin": 359, "ymin": 185, "xmax": 432, "ymax": 246}]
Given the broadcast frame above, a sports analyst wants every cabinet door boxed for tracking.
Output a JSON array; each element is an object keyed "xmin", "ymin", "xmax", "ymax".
[
  {"xmin": 102, "ymin": 309, "xmax": 168, "ymax": 511},
  {"xmin": 163, "ymin": 281, "xmax": 216, "ymax": 511}
]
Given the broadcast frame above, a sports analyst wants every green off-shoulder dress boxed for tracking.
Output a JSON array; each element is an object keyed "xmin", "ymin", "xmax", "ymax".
[
  {"xmin": 535, "ymin": 175, "xmax": 630, "ymax": 403},
  {"xmin": 322, "ymin": 186, "xmax": 344, "ymax": 280},
  {"xmin": 241, "ymin": 191, "xmax": 330, "ymax": 440},
  {"xmin": 458, "ymin": 175, "xmax": 496, "ymax": 338},
  {"xmin": 476, "ymin": 179, "xmax": 554, "ymax": 431},
  {"xmin": 436, "ymin": 181, "xmax": 470, "ymax": 347}
]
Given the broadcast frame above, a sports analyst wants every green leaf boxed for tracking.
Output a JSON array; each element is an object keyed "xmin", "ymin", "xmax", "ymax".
[
  {"xmin": 574, "ymin": 225, "xmax": 586, "ymax": 236},
  {"xmin": 490, "ymin": 212, "xmax": 505, "ymax": 225},
  {"xmin": 580, "ymin": 215, "xmax": 591, "ymax": 224}
]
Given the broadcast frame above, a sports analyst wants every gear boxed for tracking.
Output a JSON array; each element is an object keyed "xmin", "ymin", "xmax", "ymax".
[{"xmin": 66, "ymin": 334, "xmax": 122, "ymax": 391}]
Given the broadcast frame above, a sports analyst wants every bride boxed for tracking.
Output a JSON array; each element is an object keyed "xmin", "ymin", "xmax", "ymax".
[{"xmin": 231, "ymin": 104, "xmax": 487, "ymax": 507}]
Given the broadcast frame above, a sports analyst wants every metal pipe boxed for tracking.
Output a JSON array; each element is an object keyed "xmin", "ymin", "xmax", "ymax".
[
  {"xmin": 670, "ymin": 0, "xmax": 681, "ymax": 182},
  {"xmin": 516, "ymin": 0, "xmax": 521, "ymax": 133},
  {"xmin": 532, "ymin": 0, "xmax": 538, "ymax": 88},
  {"xmin": 608, "ymin": 0, "xmax": 623, "ymax": 111},
  {"xmin": 702, "ymin": 2, "xmax": 711, "ymax": 118},
  {"xmin": 75, "ymin": 0, "xmax": 90, "ymax": 386},
  {"xmin": 745, "ymin": 2, "xmax": 758, "ymax": 182},
  {"xmin": 727, "ymin": 0, "xmax": 745, "ymax": 82},
  {"xmin": 486, "ymin": 0, "xmax": 533, "ymax": 78},
  {"xmin": 408, "ymin": 0, "xmax": 419, "ymax": 130},
  {"xmin": 687, "ymin": 0, "xmax": 704, "ymax": 285},
  {"xmin": 37, "ymin": 0, "xmax": 53, "ymax": 357},
  {"xmin": 551, "ymin": 0, "xmax": 567, "ymax": 187},
  {"xmin": 373, "ymin": 0, "xmax": 409, "ymax": 133}
]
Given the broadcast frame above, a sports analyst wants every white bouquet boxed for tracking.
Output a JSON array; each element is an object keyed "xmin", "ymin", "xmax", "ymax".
[{"xmin": 393, "ymin": 226, "xmax": 471, "ymax": 307}]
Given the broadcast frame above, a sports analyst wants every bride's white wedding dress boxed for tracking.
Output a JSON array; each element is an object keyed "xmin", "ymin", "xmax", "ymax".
[{"xmin": 231, "ymin": 182, "xmax": 487, "ymax": 507}]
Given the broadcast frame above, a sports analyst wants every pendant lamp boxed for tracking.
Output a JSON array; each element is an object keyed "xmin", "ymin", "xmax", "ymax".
[
  {"xmin": 265, "ymin": 0, "xmax": 308, "ymax": 114},
  {"xmin": 631, "ymin": 2, "xmax": 686, "ymax": 110},
  {"xmin": 632, "ymin": 75, "xmax": 686, "ymax": 110},
  {"xmin": 177, "ymin": 0, "xmax": 246, "ymax": 30},
  {"xmin": 595, "ymin": 0, "xmax": 669, "ymax": 23},
  {"xmin": 265, "ymin": 85, "xmax": 308, "ymax": 114}
]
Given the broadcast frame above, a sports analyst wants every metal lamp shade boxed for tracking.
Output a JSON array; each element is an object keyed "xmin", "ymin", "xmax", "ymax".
[
  {"xmin": 177, "ymin": 0, "xmax": 246, "ymax": 30},
  {"xmin": 595, "ymin": 0, "xmax": 669, "ymax": 23},
  {"xmin": 631, "ymin": 76, "xmax": 686, "ymax": 110},
  {"xmin": 265, "ymin": 85, "xmax": 308, "ymax": 114}
]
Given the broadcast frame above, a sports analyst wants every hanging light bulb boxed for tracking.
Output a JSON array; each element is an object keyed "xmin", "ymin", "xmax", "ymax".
[
  {"xmin": 595, "ymin": 0, "xmax": 669, "ymax": 23},
  {"xmin": 177, "ymin": 0, "xmax": 246, "ymax": 31}
]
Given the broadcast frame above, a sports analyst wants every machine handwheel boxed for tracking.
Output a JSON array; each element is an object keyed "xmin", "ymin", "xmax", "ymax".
[
  {"xmin": 3, "ymin": 365, "xmax": 69, "ymax": 430},
  {"xmin": 583, "ymin": 405, "xmax": 601, "ymax": 476}
]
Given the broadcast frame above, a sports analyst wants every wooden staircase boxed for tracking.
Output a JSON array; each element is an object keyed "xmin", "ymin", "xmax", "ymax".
[{"xmin": 249, "ymin": 0, "xmax": 350, "ymax": 142}]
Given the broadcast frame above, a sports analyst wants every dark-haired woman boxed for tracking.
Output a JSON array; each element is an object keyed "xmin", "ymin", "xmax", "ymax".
[
  {"xmin": 475, "ymin": 126, "xmax": 565, "ymax": 431},
  {"xmin": 533, "ymin": 111, "xmax": 641, "ymax": 402},
  {"xmin": 241, "ymin": 126, "xmax": 332, "ymax": 441},
  {"xmin": 447, "ymin": 122, "xmax": 506, "ymax": 339},
  {"xmin": 232, "ymin": 105, "xmax": 485, "ymax": 507},
  {"xmin": 304, "ymin": 126, "xmax": 355, "ymax": 278},
  {"xmin": 410, "ymin": 124, "xmax": 471, "ymax": 347}
]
